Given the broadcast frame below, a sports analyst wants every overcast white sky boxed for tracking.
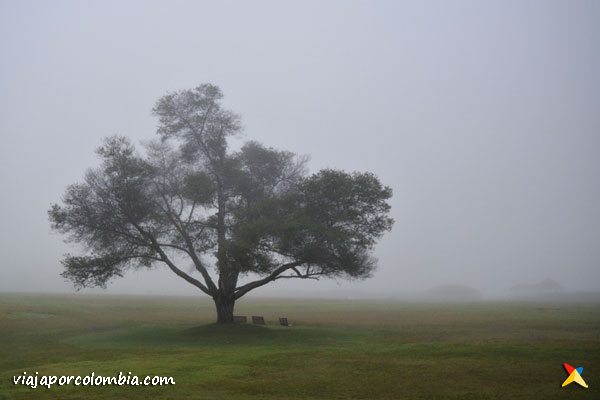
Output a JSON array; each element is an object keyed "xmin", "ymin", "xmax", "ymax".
[{"xmin": 1, "ymin": 0, "xmax": 599, "ymax": 298}]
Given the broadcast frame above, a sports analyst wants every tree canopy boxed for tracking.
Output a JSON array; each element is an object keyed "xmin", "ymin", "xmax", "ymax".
[{"xmin": 49, "ymin": 84, "xmax": 394, "ymax": 322}]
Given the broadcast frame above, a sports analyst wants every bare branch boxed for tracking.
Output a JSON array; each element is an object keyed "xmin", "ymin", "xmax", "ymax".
[
  {"xmin": 131, "ymin": 223, "xmax": 211, "ymax": 295},
  {"xmin": 234, "ymin": 260, "xmax": 304, "ymax": 299}
]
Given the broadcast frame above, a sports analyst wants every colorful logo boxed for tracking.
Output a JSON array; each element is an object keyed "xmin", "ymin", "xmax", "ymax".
[{"xmin": 562, "ymin": 363, "xmax": 588, "ymax": 388}]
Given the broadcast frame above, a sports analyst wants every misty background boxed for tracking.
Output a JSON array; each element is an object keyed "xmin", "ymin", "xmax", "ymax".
[{"xmin": 1, "ymin": 0, "xmax": 599, "ymax": 299}]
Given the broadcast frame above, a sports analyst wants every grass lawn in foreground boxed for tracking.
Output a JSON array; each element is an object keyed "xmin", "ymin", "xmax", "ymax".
[{"xmin": 1, "ymin": 293, "xmax": 599, "ymax": 399}]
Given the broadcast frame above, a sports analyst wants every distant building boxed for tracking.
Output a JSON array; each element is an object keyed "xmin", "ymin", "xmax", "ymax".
[{"xmin": 510, "ymin": 278, "xmax": 562, "ymax": 297}]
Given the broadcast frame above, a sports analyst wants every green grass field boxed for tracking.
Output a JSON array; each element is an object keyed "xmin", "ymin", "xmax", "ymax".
[{"xmin": 1, "ymin": 293, "xmax": 598, "ymax": 399}]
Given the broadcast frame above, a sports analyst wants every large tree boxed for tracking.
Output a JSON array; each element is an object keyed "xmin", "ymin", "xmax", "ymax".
[{"xmin": 49, "ymin": 84, "xmax": 394, "ymax": 323}]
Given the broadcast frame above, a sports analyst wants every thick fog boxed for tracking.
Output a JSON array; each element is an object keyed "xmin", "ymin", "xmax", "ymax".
[{"xmin": 1, "ymin": 0, "xmax": 599, "ymax": 299}]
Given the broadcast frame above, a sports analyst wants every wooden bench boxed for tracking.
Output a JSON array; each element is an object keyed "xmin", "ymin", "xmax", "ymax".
[
  {"xmin": 279, "ymin": 317, "xmax": 289, "ymax": 326},
  {"xmin": 252, "ymin": 316, "xmax": 266, "ymax": 325},
  {"xmin": 233, "ymin": 316, "xmax": 247, "ymax": 323}
]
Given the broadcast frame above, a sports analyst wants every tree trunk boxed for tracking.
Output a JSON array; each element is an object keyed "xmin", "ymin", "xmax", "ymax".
[{"xmin": 214, "ymin": 295, "xmax": 235, "ymax": 323}]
